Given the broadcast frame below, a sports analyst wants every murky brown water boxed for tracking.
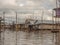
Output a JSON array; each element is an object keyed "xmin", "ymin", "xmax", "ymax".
[{"xmin": 0, "ymin": 29, "xmax": 55, "ymax": 45}]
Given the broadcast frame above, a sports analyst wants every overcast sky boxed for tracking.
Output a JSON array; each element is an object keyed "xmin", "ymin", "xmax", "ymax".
[{"xmin": 0, "ymin": 0, "xmax": 58, "ymax": 24}]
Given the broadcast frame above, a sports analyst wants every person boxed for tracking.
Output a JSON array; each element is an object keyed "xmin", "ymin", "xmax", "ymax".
[{"xmin": 29, "ymin": 25, "xmax": 33, "ymax": 30}]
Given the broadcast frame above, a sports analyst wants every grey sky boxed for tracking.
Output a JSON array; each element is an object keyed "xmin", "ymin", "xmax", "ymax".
[{"xmin": 0, "ymin": 0, "xmax": 57, "ymax": 24}]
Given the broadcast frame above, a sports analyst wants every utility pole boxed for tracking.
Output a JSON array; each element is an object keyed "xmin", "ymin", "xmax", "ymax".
[
  {"xmin": 15, "ymin": 12, "xmax": 18, "ymax": 45},
  {"xmin": 16, "ymin": 12, "xmax": 18, "ymax": 31},
  {"xmin": 41, "ymin": 10, "xmax": 44, "ymax": 30},
  {"xmin": 3, "ymin": 12, "xmax": 5, "ymax": 45},
  {"xmin": 52, "ymin": 0, "xmax": 60, "ymax": 45},
  {"xmin": 0, "ymin": 17, "xmax": 2, "ymax": 45}
]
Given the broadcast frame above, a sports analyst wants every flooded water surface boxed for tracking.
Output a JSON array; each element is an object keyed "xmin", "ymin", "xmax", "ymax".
[{"xmin": 0, "ymin": 29, "xmax": 55, "ymax": 45}]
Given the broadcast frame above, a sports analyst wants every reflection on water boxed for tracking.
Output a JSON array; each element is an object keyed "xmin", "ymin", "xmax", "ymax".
[{"xmin": 0, "ymin": 29, "xmax": 55, "ymax": 45}]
